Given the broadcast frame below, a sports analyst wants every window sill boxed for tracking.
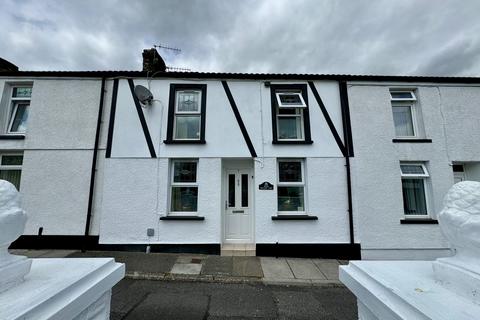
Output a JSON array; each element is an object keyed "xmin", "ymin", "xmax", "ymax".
[
  {"xmin": 400, "ymin": 219, "xmax": 438, "ymax": 224},
  {"xmin": 160, "ymin": 216, "xmax": 205, "ymax": 221},
  {"xmin": 0, "ymin": 134, "xmax": 25, "ymax": 140},
  {"xmin": 163, "ymin": 140, "xmax": 206, "ymax": 145},
  {"xmin": 272, "ymin": 140, "xmax": 313, "ymax": 145},
  {"xmin": 392, "ymin": 138, "xmax": 432, "ymax": 143},
  {"xmin": 272, "ymin": 215, "xmax": 318, "ymax": 220}
]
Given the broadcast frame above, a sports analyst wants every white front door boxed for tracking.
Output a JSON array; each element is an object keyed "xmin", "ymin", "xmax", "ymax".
[{"xmin": 224, "ymin": 169, "xmax": 253, "ymax": 243}]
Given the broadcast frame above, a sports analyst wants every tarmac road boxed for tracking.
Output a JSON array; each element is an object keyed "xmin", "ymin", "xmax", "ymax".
[{"xmin": 111, "ymin": 279, "xmax": 357, "ymax": 320}]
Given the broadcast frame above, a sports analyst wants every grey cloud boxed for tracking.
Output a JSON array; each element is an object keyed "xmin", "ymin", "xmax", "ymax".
[{"xmin": 1, "ymin": 0, "xmax": 480, "ymax": 76}]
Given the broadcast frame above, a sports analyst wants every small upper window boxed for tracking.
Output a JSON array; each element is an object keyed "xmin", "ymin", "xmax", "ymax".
[
  {"xmin": 271, "ymin": 85, "xmax": 312, "ymax": 144},
  {"xmin": 390, "ymin": 91, "xmax": 416, "ymax": 101},
  {"xmin": 174, "ymin": 90, "xmax": 202, "ymax": 140},
  {"xmin": 8, "ymin": 86, "xmax": 32, "ymax": 134},
  {"xmin": 165, "ymin": 84, "xmax": 207, "ymax": 143},
  {"xmin": 390, "ymin": 89, "xmax": 417, "ymax": 137},
  {"xmin": 275, "ymin": 92, "xmax": 306, "ymax": 108}
]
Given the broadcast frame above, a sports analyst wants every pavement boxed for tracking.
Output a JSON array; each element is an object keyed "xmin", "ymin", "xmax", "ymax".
[
  {"xmin": 10, "ymin": 250, "xmax": 357, "ymax": 319},
  {"xmin": 11, "ymin": 249, "xmax": 347, "ymax": 286}
]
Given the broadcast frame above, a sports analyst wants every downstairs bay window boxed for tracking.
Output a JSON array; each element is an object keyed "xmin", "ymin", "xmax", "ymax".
[
  {"xmin": 400, "ymin": 163, "xmax": 429, "ymax": 217},
  {"xmin": 169, "ymin": 159, "xmax": 198, "ymax": 215},
  {"xmin": 277, "ymin": 159, "xmax": 305, "ymax": 214}
]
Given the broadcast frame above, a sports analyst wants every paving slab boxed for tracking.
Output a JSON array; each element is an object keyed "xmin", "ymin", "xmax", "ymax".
[
  {"xmin": 312, "ymin": 259, "xmax": 340, "ymax": 280},
  {"xmin": 171, "ymin": 263, "xmax": 202, "ymax": 275},
  {"xmin": 175, "ymin": 254, "xmax": 207, "ymax": 264},
  {"xmin": 232, "ymin": 256, "xmax": 263, "ymax": 278},
  {"xmin": 287, "ymin": 258, "xmax": 326, "ymax": 280},
  {"xmin": 260, "ymin": 257, "xmax": 294, "ymax": 279},
  {"xmin": 201, "ymin": 255, "xmax": 233, "ymax": 276},
  {"xmin": 9, "ymin": 249, "xmax": 51, "ymax": 258}
]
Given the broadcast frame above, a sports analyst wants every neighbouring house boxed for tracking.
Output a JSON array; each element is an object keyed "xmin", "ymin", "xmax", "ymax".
[{"xmin": 2, "ymin": 50, "xmax": 478, "ymax": 259}]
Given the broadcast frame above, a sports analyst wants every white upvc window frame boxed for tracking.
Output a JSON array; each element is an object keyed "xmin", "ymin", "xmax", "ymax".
[
  {"xmin": 7, "ymin": 86, "xmax": 32, "ymax": 134},
  {"xmin": 390, "ymin": 89, "xmax": 418, "ymax": 138},
  {"xmin": 277, "ymin": 159, "xmax": 306, "ymax": 215},
  {"xmin": 169, "ymin": 159, "xmax": 199, "ymax": 216},
  {"xmin": 173, "ymin": 90, "xmax": 202, "ymax": 141},
  {"xmin": 400, "ymin": 162, "xmax": 430, "ymax": 219},
  {"xmin": 275, "ymin": 91, "xmax": 306, "ymax": 142},
  {"xmin": 275, "ymin": 92, "xmax": 307, "ymax": 108},
  {"xmin": 0, "ymin": 153, "xmax": 23, "ymax": 190}
]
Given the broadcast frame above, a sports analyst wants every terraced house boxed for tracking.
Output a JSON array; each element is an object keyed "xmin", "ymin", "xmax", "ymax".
[{"xmin": 2, "ymin": 50, "xmax": 479, "ymax": 259}]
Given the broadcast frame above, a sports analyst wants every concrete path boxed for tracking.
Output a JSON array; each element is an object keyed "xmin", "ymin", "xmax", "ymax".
[{"xmin": 10, "ymin": 250, "xmax": 347, "ymax": 286}]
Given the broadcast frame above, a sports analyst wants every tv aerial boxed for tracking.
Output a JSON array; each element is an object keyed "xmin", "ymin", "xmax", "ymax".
[{"xmin": 153, "ymin": 43, "xmax": 191, "ymax": 72}]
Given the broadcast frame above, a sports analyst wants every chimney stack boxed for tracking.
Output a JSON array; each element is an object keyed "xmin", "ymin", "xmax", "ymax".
[{"xmin": 142, "ymin": 48, "xmax": 166, "ymax": 73}]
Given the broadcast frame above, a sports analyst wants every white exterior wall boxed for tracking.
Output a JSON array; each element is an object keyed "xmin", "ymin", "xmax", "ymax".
[
  {"xmin": 348, "ymin": 83, "xmax": 480, "ymax": 259},
  {"xmin": 100, "ymin": 78, "xmax": 349, "ymax": 245}
]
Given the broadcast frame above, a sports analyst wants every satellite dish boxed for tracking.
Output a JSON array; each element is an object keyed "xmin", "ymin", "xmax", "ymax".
[{"xmin": 134, "ymin": 85, "xmax": 154, "ymax": 106}]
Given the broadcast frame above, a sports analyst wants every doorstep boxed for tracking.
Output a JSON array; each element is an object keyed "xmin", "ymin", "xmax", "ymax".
[{"xmin": 221, "ymin": 243, "xmax": 256, "ymax": 256}]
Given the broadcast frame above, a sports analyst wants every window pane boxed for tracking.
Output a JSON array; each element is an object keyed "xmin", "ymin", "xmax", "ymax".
[
  {"xmin": 400, "ymin": 164, "xmax": 425, "ymax": 175},
  {"xmin": 452, "ymin": 164, "xmax": 464, "ymax": 172},
  {"xmin": 173, "ymin": 161, "xmax": 197, "ymax": 183},
  {"xmin": 279, "ymin": 93, "xmax": 302, "ymax": 105},
  {"xmin": 278, "ymin": 186, "xmax": 304, "ymax": 211},
  {"xmin": 392, "ymin": 106, "xmax": 414, "ymax": 136},
  {"xmin": 402, "ymin": 179, "xmax": 427, "ymax": 215},
  {"xmin": 1, "ymin": 155, "xmax": 23, "ymax": 166},
  {"xmin": 0, "ymin": 169, "xmax": 21, "ymax": 190},
  {"xmin": 228, "ymin": 174, "xmax": 235, "ymax": 207},
  {"xmin": 278, "ymin": 117, "xmax": 302, "ymax": 139},
  {"xmin": 10, "ymin": 103, "xmax": 29, "ymax": 133},
  {"xmin": 279, "ymin": 161, "xmax": 302, "ymax": 182},
  {"xmin": 13, "ymin": 87, "xmax": 32, "ymax": 98},
  {"xmin": 241, "ymin": 174, "xmax": 248, "ymax": 207},
  {"xmin": 177, "ymin": 91, "xmax": 200, "ymax": 112},
  {"xmin": 174, "ymin": 116, "xmax": 200, "ymax": 139},
  {"xmin": 277, "ymin": 108, "xmax": 298, "ymax": 115},
  {"xmin": 171, "ymin": 187, "xmax": 198, "ymax": 212},
  {"xmin": 391, "ymin": 92, "xmax": 413, "ymax": 99}
]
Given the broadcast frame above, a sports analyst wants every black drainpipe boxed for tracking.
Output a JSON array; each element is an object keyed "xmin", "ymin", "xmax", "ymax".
[
  {"xmin": 83, "ymin": 77, "xmax": 106, "ymax": 250},
  {"xmin": 339, "ymin": 81, "xmax": 355, "ymax": 245}
]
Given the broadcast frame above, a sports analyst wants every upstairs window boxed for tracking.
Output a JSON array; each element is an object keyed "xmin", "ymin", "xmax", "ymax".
[
  {"xmin": 165, "ymin": 84, "xmax": 207, "ymax": 144},
  {"xmin": 277, "ymin": 159, "xmax": 306, "ymax": 213},
  {"xmin": 170, "ymin": 160, "xmax": 198, "ymax": 214},
  {"xmin": 400, "ymin": 163, "xmax": 429, "ymax": 217},
  {"xmin": 8, "ymin": 86, "xmax": 32, "ymax": 134},
  {"xmin": 390, "ymin": 90, "xmax": 417, "ymax": 137},
  {"xmin": 271, "ymin": 84, "xmax": 312, "ymax": 144},
  {"xmin": 0, "ymin": 154, "xmax": 23, "ymax": 190}
]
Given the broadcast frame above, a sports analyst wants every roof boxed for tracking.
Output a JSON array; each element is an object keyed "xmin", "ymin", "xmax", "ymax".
[{"xmin": 1, "ymin": 70, "xmax": 480, "ymax": 83}]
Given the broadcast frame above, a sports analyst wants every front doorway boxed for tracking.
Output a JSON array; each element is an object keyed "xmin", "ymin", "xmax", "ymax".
[{"xmin": 223, "ymin": 161, "xmax": 254, "ymax": 245}]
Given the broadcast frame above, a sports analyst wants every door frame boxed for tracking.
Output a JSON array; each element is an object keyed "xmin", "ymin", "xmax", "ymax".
[{"xmin": 222, "ymin": 162, "xmax": 255, "ymax": 244}]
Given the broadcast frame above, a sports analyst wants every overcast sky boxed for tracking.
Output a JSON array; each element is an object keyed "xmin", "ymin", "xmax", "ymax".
[{"xmin": 1, "ymin": 0, "xmax": 479, "ymax": 76}]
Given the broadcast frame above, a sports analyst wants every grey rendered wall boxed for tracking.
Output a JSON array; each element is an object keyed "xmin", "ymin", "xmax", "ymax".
[
  {"xmin": 348, "ymin": 83, "xmax": 480, "ymax": 259},
  {"xmin": 19, "ymin": 79, "xmax": 102, "ymax": 235}
]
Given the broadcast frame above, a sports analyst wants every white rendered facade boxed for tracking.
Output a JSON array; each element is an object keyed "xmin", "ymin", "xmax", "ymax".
[{"xmin": 1, "ymin": 70, "xmax": 478, "ymax": 259}]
